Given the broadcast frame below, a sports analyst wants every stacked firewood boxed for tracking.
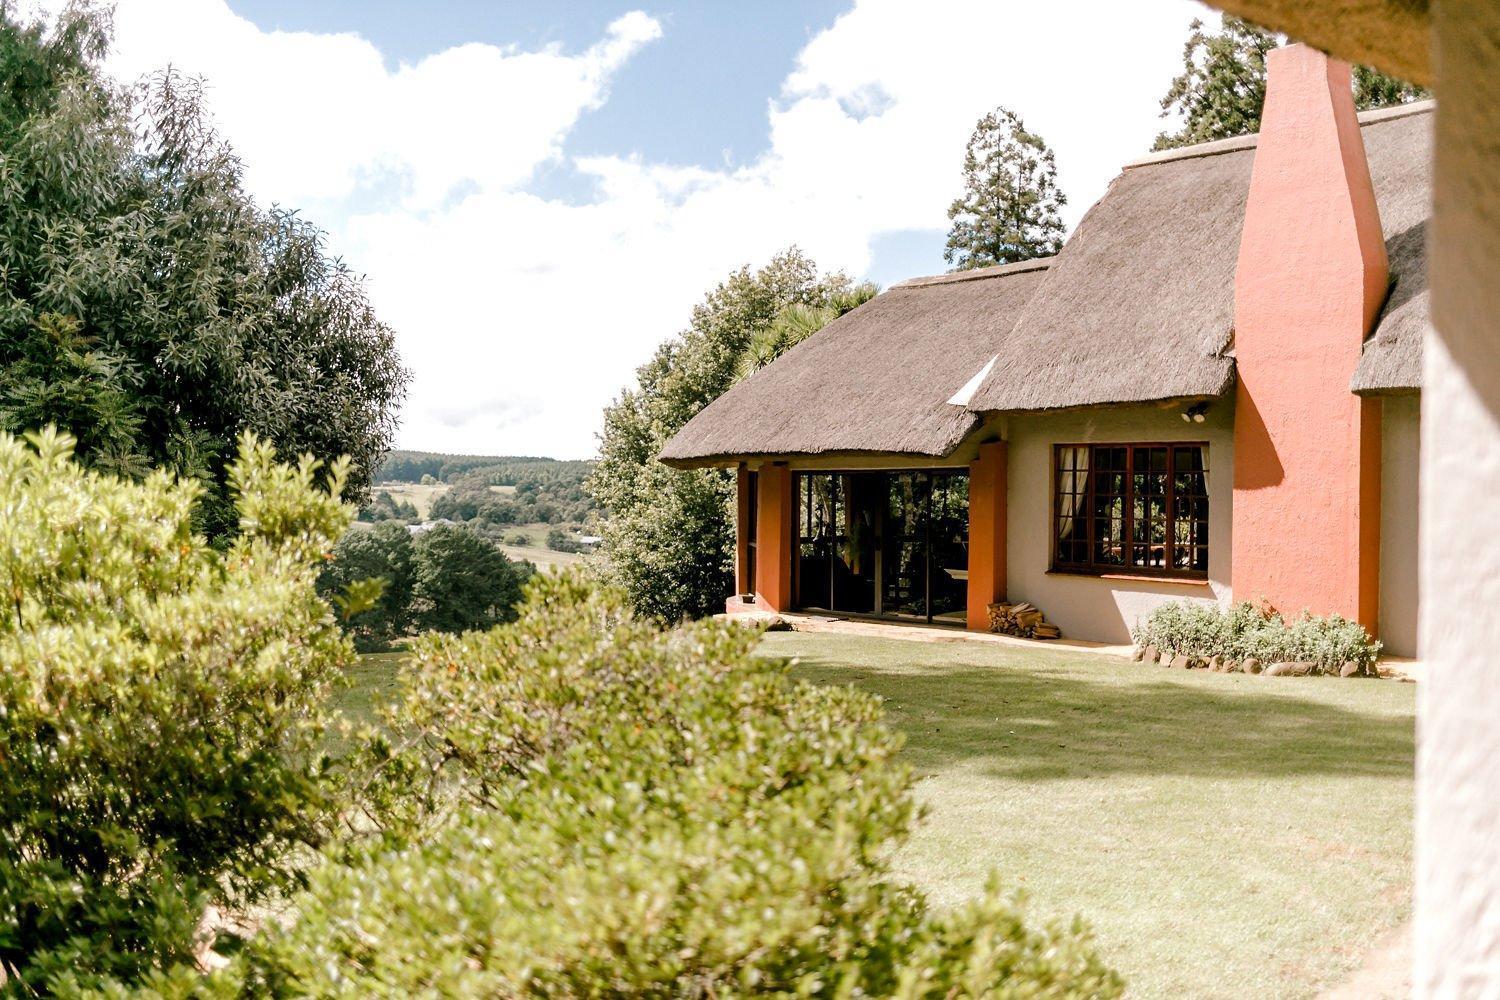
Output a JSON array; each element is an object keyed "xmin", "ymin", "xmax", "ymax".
[{"xmin": 986, "ymin": 601, "xmax": 1062, "ymax": 640}]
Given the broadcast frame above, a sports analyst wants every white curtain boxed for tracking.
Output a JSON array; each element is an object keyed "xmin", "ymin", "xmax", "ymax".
[{"xmin": 1057, "ymin": 446, "xmax": 1089, "ymax": 539}]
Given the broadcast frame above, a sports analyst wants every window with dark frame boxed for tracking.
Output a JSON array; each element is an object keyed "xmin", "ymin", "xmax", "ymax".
[
  {"xmin": 745, "ymin": 470, "xmax": 758, "ymax": 593},
  {"xmin": 1052, "ymin": 443, "xmax": 1209, "ymax": 578}
]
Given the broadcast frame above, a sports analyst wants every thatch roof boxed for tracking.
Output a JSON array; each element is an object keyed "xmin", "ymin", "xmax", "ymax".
[
  {"xmin": 660, "ymin": 102, "xmax": 1431, "ymax": 466},
  {"xmin": 966, "ymin": 100, "xmax": 1432, "ymax": 412},
  {"xmin": 1352, "ymin": 102, "xmax": 1432, "ymax": 394},
  {"xmin": 658, "ymin": 260, "xmax": 1049, "ymax": 466}
]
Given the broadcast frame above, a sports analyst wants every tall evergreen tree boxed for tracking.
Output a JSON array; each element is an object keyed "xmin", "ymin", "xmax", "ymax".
[
  {"xmin": 943, "ymin": 107, "xmax": 1067, "ymax": 271},
  {"xmin": 1153, "ymin": 15, "xmax": 1430, "ymax": 151}
]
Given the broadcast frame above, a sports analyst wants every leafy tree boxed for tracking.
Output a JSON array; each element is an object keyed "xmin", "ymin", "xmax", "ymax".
[
  {"xmin": 589, "ymin": 249, "xmax": 867, "ymax": 622},
  {"xmin": 0, "ymin": 429, "xmax": 353, "ymax": 993},
  {"xmin": 410, "ymin": 524, "xmax": 531, "ymax": 633},
  {"xmin": 357, "ymin": 489, "xmax": 419, "ymax": 523},
  {"xmin": 737, "ymin": 284, "xmax": 877, "ymax": 379},
  {"xmin": 215, "ymin": 574, "xmax": 1123, "ymax": 996},
  {"xmin": 546, "ymin": 527, "xmax": 586, "ymax": 553},
  {"xmin": 0, "ymin": 5, "xmax": 408, "ymax": 536},
  {"xmin": 1351, "ymin": 63, "xmax": 1429, "ymax": 109},
  {"xmin": 318, "ymin": 521, "xmax": 416, "ymax": 648},
  {"xmin": 1153, "ymin": 15, "xmax": 1430, "ymax": 150},
  {"xmin": 943, "ymin": 107, "xmax": 1067, "ymax": 270}
]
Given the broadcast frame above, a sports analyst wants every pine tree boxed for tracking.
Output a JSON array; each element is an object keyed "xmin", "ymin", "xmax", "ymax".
[{"xmin": 944, "ymin": 108, "xmax": 1067, "ymax": 271}]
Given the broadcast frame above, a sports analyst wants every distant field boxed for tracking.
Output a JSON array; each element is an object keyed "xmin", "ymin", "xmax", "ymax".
[
  {"xmin": 494, "ymin": 523, "xmax": 588, "ymax": 570},
  {"xmin": 354, "ymin": 494, "xmax": 588, "ymax": 572},
  {"xmin": 373, "ymin": 481, "xmax": 448, "ymax": 518}
]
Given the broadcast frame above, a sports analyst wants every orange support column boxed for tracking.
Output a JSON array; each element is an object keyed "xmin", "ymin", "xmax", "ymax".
[
  {"xmin": 1231, "ymin": 44, "xmax": 1386, "ymax": 629},
  {"xmin": 753, "ymin": 463, "xmax": 794, "ymax": 612},
  {"xmin": 967, "ymin": 441, "xmax": 1008, "ymax": 631}
]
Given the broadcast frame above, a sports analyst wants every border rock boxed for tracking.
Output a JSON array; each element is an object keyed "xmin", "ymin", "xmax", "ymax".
[{"xmin": 1265, "ymin": 661, "xmax": 1315, "ymax": 677}]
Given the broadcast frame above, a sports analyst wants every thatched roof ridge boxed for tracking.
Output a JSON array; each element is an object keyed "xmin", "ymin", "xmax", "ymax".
[
  {"xmin": 963, "ymin": 127, "xmax": 1252, "ymax": 412},
  {"xmin": 891, "ymin": 258, "xmax": 1052, "ymax": 289},
  {"xmin": 658, "ymin": 261, "xmax": 1050, "ymax": 466},
  {"xmin": 966, "ymin": 100, "xmax": 1432, "ymax": 412},
  {"xmin": 1353, "ymin": 103, "xmax": 1432, "ymax": 394}
]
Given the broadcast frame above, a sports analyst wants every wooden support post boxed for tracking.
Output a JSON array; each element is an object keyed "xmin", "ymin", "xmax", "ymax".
[{"xmin": 967, "ymin": 440, "xmax": 1008, "ymax": 631}]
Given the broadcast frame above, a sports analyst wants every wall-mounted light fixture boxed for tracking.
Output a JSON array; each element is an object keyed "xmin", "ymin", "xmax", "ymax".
[{"xmin": 1181, "ymin": 402, "xmax": 1209, "ymax": 424}]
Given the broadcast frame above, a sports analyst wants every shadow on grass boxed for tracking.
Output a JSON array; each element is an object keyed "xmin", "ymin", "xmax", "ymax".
[{"xmin": 785, "ymin": 649, "xmax": 1414, "ymax": 782}]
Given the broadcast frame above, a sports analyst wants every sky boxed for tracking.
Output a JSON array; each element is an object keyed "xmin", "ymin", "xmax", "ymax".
[{"xmin": 59, "ymin": 0, "xmax": 1214, "ymax": 459}]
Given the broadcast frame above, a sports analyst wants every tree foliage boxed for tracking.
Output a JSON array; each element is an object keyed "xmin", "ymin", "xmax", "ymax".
[
  {"xmin": 356, "ymin": 489, "xmax": 419, "ymax": 523},
  {"xmin": 319, "ymin": 522, "xmax": 531, "ymax": 644},
  {"xmin": 944, "ymin": 107, "xmax": 1067, "ymax": 270},
  {"xmin": 410, "ymin": 523, "xmax": 531, "ymax": 634},
  {"xmin": 1153, "ymin": 15, "xmax": 1430, "ymax": 151},
  {"xmin": 0, "ymin": 5, "xmax": 408, "ymax": 536},
  {"xmin": 317, "ymin": 521, "xmax": 417, "ymax": 648},
  {"xmin": 203, "ymin": 574, "xmax": 1123, "ymax": 997},
  {"xmin": 588, "ymin": 248, "xmax": 870, "ymax": 623},
  {"xmin": 377, "ymin": 450, "xmax": 593, "ymax": 486},
  {"xmin": 0, "ymin": 429, "xmax": 353, "ymax": 994}
]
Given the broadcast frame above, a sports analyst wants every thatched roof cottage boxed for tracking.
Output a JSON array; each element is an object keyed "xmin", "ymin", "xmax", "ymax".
[{"xmin": 661, "ymin": 44, "xmax": 1430, "ymax": 655}]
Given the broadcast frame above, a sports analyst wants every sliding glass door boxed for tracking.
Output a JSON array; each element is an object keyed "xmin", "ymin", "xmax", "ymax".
[{"xmin": 793, "ymin": 469, "xmax": 969, "ymax": 626}]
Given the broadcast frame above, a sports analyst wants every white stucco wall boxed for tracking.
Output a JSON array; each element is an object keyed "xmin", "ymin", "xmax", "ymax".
[
  {"xmin": 1002, "ymin": 402, "xmax": 1234, "ymax": 644},
  {"xmin": 1415, "ymin": 2, "xmax": 1500, "ymax": 990},
  {"xmin": 1378, "ymin": 395, "xmax": 1420, "ymax": 658}
]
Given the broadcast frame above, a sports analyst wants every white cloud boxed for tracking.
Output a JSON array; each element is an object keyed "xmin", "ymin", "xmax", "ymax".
[{"xmin": 86, "ymin": 0, "xmax": 1210, "ymax": 458}]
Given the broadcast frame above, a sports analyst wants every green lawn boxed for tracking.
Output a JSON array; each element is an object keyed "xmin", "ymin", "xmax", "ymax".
[
  {"xmin": 762, "ymin": 631, "xmax": 1414, "ymax": 1000},
  {"xmin": 340, "ymin": 631, "xmax": 1414, "ymax": 999}
]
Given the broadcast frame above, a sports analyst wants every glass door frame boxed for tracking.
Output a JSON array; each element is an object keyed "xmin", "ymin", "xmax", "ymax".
[{"xmin": 791, "ymin": 468, "xmax": 970, "ymax": 627}]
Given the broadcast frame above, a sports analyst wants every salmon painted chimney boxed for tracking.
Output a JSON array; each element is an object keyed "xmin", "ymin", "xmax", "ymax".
[{"xmin": 1231, "ymin": 44, "xmax": 1387, "ymax": 630}]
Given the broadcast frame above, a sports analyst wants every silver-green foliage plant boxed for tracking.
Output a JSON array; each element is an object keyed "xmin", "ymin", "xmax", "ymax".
[
  {"xmin": 1133, "ymin": 600, "xmax": 1381, "ymax": 674},
  {"xmin": 0, "ymin": 429, "xmax": 354, "ymax": 993},
  {"xmin": 207, "ymin": 573, "xmax": 1123, "ymax": 997}
]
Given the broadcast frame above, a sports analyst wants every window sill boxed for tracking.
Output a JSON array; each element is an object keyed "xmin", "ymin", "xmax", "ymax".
[{"xmin": 1046, "ymin": 569, "xmax": 1212, "ymax": 587}]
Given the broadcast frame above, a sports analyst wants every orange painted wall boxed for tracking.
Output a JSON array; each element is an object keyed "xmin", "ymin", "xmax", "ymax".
[
  {"xmin": 1231, "ymin": 45, "xmax": 1386, "ymax": 629},
  {"xmin": 967, "ymin": 440, "xmax": 1008, "ymax": 630},
  {"xmin": 753, "ymin": 463, "xmax": 794, "ymax": 612}
]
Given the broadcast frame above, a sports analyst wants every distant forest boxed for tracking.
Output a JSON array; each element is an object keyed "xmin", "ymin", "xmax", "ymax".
[
  {"xmin": 378, "ymin": 450, "xmax": 590, "ymax": 483},
  {"xmin": 376, "ymin": 450, "xmax": 597, "ymax": 528}
]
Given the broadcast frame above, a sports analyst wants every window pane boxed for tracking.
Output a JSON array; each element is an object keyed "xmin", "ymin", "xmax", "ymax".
[
  {"xmin": 795, "ymin": 473, "xmax": 835, "ymax": 609},
  {"xmin": 1170, "ymin": 446, "xmax": 1209, "ymax": 572},
  {"xmin": 1055, "ymin": 447, "xmax": 1089, "ymax": 564},
  {"xmin": 929, "ymin": 474, "xmax": 968, "ymax": 622},
  {"xmin": 1090, "ymin": 447, "xmax": 1126, "ymax": 566}
]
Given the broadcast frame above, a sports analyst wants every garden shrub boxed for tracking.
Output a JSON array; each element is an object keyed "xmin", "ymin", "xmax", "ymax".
[
  {"xmin": 1133, "ymin": 600, "xmax": 1381, "ymax": 675},
  {"xmin": 0, "ymin": 430, "xmax": 354, "ymax": 994},
  {"xmin": 204, "ymin": 573, "xmax": 1123, "ymax": 997}
]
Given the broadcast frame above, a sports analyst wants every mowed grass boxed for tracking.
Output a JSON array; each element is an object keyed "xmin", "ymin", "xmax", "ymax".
[
  {"xmin": 336, "ymin": 631, "xmax": 1414, "ymax": 998},
  {"xmin": 762, "ymin": 631, "xmax": 1414, "ymax": 999}
]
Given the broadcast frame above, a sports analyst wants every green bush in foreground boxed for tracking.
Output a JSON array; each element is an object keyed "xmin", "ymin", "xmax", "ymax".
[
  {"xmin": 191, "ymin": 574, "xmax": 1122, "ymax": 998},
  {"xmin": 1133, "ymin": 600, "xmax": 1381, "ymax": 674},
  {"xmin": 0, "ymin": 430, "xmax": 353, "ymax": 994}
]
